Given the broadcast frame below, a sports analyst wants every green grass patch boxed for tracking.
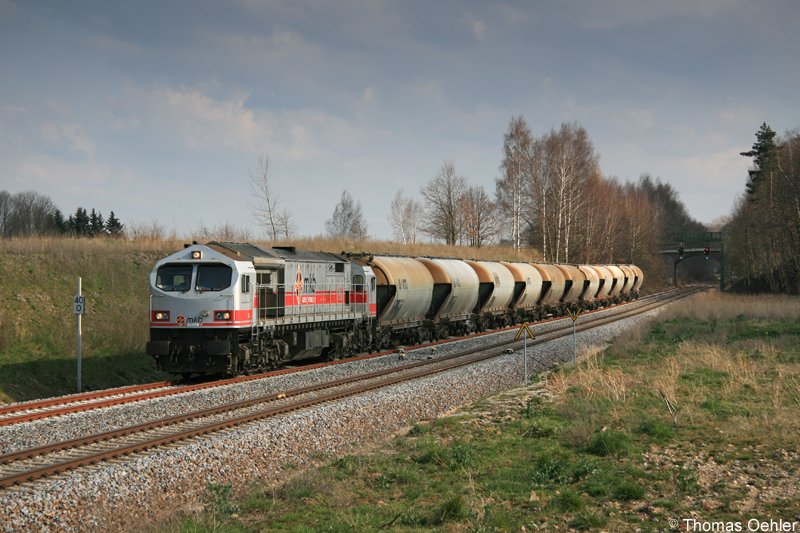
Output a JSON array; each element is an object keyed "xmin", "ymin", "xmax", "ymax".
[{"xmin": 166, "ymin": 308, "xmax": 800, "ymax": 532}]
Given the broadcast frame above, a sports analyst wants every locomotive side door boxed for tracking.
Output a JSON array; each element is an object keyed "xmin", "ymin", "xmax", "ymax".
[{"xmin": 238, "ymin": 264, "xmax": 255, "ymax": 327}]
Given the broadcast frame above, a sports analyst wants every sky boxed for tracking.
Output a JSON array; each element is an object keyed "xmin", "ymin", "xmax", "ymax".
[{"xmin": 1, "ymin": 0, "xmax": 798, "ymax": 240}]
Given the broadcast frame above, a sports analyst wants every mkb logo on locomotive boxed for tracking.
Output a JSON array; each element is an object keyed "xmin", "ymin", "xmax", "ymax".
[{"xmin": 176, "ymin": 314, "xmax": 204, "ymax": 325}]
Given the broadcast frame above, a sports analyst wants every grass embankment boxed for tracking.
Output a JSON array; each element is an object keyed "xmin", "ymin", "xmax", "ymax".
[
  {"xmin": 0, "ymin": 236, "xmax": 543, "ymax": 403},
  {"xmin": 173, "ymin": 293, "xmax": 800, "ymax": 532},
  {"xmin": 0, "ymin": 237, "xmax": 182, "ymax": 402}
]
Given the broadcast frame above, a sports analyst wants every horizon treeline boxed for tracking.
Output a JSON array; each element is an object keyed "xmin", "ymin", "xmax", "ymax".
[
  {"xmin": 727, "ymin": 123, "xmax": 800, "ymax": 293},
  {"xmin": 390, "ymin": 116, "xmax": 705, "ymax": 277},
  {"xmin": 0, "ymin": 190, "xmax": 123, "ymax": 238}
]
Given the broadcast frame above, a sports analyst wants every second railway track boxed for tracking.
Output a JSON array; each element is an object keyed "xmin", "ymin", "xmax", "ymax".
[
  {"xmin": 0, "ymin": 288, "xmax": 685, "ymax": 428},
  {"xmin": 0, "ymin": 286, "xmax": 702, "ymax": 490}
]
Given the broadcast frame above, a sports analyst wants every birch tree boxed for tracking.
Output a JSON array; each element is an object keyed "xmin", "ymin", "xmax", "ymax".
[
  {"xmin": 497, "ymin": 116, "xmax": 533, "ymax": 250},
  {"xmin": 389, "ymin": 190, "xmax": 420, "ymax": 244}
]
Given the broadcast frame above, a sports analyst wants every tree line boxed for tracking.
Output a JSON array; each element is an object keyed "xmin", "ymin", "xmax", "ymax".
[
  {"xmin": 386, "ymin": 116, "xmax": 703, "ymax": 274},
  {"xmin": 727, "ymin": 123, "xmax": 799, "ymax": 293},
  {"xmin": 0, "ymin": 190, "xmax": 124, "ymax": 238}
]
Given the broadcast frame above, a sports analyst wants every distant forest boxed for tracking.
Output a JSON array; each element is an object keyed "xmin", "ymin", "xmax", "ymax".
[{"xmin": 0, "ymin": 190, "xmax": 123, "ymax": 238}]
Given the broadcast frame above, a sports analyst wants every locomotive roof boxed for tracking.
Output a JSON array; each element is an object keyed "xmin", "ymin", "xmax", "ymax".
[{"xmin": 208, "ymin": 242, "xmax": 348, "ymax": 264}]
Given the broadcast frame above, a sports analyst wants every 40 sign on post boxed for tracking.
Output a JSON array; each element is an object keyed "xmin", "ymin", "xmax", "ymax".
[
  {"xmin": 73, "ymin": 295, "xmax": 86, "ymax": 315},
  {"xmin": 74, "ymin": 278, "xmax": 85, "ymax": 392}
]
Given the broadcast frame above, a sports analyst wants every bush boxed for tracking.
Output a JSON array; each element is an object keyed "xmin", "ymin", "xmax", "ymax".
[{"xmin": 584, "ymin": 430, "xmax": 630, "ymax": 457}]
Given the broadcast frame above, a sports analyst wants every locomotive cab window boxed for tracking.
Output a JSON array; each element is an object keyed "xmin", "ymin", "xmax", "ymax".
[
  {"xmin": 196, "ymin": 264, "xmax": 232, "ymax": 291},
  {"xmin": 241, "ymin": 275, "xmax": 251, "ymax": 294},
  {"xmin": 156, "ymin": 264, "xmax": 193, "ymax": 292}
]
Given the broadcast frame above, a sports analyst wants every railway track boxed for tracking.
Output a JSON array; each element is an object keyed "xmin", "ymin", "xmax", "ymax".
[
  {"xmin": 0, "ymin": 286, "xmax": 702, "ymax": 490},
  {"xmin": 0, "ymin": 288, "xmax": 684, "ymax": 428}
]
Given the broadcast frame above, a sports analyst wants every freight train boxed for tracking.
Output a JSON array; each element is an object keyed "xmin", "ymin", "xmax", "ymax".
[{"xmin": 146, "ymin": 242, "xmax": 643, "ymax": 376}]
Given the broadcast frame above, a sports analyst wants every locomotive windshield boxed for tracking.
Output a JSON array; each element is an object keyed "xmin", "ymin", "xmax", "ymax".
[
  {"xmin": 196, "ymin": 264, "xmax": 232, "ymax": 291},
  {"xmin": 156, "ymin": 264, "xmax": 193, "ymax": 291}
]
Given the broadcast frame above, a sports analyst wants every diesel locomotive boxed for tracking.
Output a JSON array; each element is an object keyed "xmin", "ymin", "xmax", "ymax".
[{"xmin": 146, "ymin": 242, "xmax": 643, "ymax": 376}]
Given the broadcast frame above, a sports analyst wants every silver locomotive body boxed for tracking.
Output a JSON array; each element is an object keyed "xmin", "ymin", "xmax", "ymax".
[{"xmin": 147, "ymin": 242, "xmax": 377, "ymax": 376}]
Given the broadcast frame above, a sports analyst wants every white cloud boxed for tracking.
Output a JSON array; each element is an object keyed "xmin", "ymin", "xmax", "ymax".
[
  {"xmin": 15, "ymin": 154, "xmax": 112, "ymax": 194},
  {"xmin": 40, "ymin": 123, "xmax": 96, "ymax": 158},
  {"xmin": 138, "ymin": 85, "xmax": 362, "ymax": 161},
  {"xmin": 156, "ymin": 87, "xmax": 265, "ymax": 153}
]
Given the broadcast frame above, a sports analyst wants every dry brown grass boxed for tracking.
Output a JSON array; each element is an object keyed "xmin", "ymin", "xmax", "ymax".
[
  {"xmin": 0, "ymin": 235, "xmax": 184, "ymax": 255},
  {"xmin": 547, "ymin": 330, "xmax": 800, "ymax": 449},
  {"xmin": 547, "ymin": 347, "xmax": 633, "ymax": 404},
  {"xmin": 269, "ymin": 236, "xmax": 542, "ymax": 261},
  {"xmin": 0, "ymin": 235, "xmax": 541, "ymax": 262},
  {"xmin": 661, "ymin": 291, "xmax": 800, "ymax": 321}
]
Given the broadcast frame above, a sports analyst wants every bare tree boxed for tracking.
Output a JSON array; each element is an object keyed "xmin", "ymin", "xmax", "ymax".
[
  {"xmin": 0, "ymin": 190, "xmax": 59, "ymax": 237},
  {"xmin": 0, "ymin": 190, "xmax": 11, "ymax": 237},
  {"xmin": 276, "ymin": 208, "xmax": 296, "ymax": 239},
  {"xmin": 389, "ymin": 190, "xmax": 420, "ymax": 244},
  {"xmin": 248, "ymin": 156, "xmax": 294, "ymax": 240},
  {"xmin": 497, "ymin": 116, "xmax": 533, "ymax": 250},
  {"xmin": 421, "ymin": 161, "xmax": 467, "ymax": 245},
  {"xmin": 461, "ymin": 185, "xmax": 496, "ymax": 247},
  {"xmin": 325, "ymin": 190, "xmax": 368, "ymax": 239}
]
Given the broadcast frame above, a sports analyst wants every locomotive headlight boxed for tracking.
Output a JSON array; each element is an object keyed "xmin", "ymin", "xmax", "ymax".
[
  {"xmin": 191, "ymin": 250, "xmax": 202, "ymax": 259},
  {"xmin": 215, "ymin": 311, "xmax": 232, "ymax": 321},
  {"xmin": 153, "ymin": 311, "xmax": 170, "ymax": 321}
]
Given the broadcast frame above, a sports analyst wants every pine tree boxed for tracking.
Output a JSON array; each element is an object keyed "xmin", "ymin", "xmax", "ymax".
[
  {"xmin": 73, "ymin": 207, "xmax": 90, "ymax": 236},
  {"xmin": 48, "ymin": 209, "xmax": 68, "ymax": 234},
  {"xmin": 740, "ymin": 122, "xmax": 778, "ymax": 199},
  {"xmin": 105, "ymin": 211, "xmax": 124, "ymax": 237},
  {"xmin": 89, "ymin": 209, "xmax": 105, "ymax": 237}
]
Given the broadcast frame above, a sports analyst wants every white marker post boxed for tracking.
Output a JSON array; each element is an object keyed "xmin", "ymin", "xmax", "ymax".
[
  {"xmin": 73, "ymin": 278, "xmax": 85, "ymax": 392},
  {"xmin": 515, "ymin": 322, "xmax": 535, "ymax": 385}
]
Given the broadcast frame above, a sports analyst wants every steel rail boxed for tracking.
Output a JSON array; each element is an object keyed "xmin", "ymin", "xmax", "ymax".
[
  {"xmin": 0, "ymin": 290, "xmax": 674, "ymax": 427},
  {"xmin": 0, "ymin": 287, "xmax": 701, "ymax": 489}
]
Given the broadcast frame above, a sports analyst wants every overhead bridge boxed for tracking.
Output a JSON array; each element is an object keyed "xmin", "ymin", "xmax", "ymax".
[{"xmin": 660, "ymin": 232, "xmax": 726, "ymax": 291}]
